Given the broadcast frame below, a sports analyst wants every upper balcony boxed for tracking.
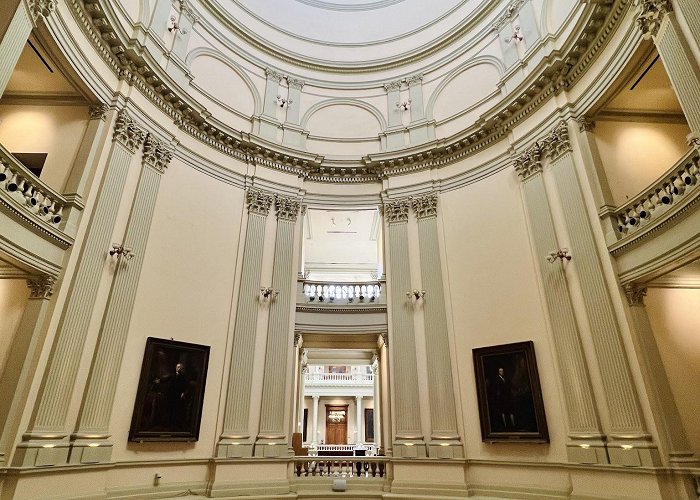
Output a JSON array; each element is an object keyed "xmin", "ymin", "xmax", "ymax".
[{"xmin": 304, "ymin": 371, "xmax": 374, "ymax": 388}]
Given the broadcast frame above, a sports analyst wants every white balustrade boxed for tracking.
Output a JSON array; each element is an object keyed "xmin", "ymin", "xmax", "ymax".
[
  {"xmin": 306, "ymin": 444, "xmax": 377, "ymax": 456},
  {"xmin": 303, "ymin": 281, "xmax": 381, "ymax": 304},
  {"xmin": 304, "ymin": 372, "xmax": 374, "ymax": 385},
  {"xmin": 613, "ymin": 149, "xmax": 700, "ymax": 237},
  {"xmin": 292, "ymin": 455, "xmax": 387, "ymax": 478}
]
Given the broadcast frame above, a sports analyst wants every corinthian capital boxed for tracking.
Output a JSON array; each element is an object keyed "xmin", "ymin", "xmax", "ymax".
[
  {"xmin": 142, "ymin": 134, "xmax": 173, "ymax": 173},
  {"xmin": 246, "ymin": 188, "xmax": 274, "ymax": 216},
  {"xmin": 89, "ymin": 104, "xmax": 109, "ymax": 121},
  {"xmin": 411, "ymin": 193, "xmax": 438, "ymax": 219},
  {"xmin": 28, "ymin": 0, "xmax": 57, "ymax": 22},
  {"xmin": 635, "ymin": 0, "xmax": 673, "ymax": 39},
  {"xmin": 624, "ymin": 283, "xmax": 647, "ymax": 306},
  {"xmin": 275, "ymin": 195, "xmax": 301, "ymax": 221},
  {"xmin": 114, "ymin": 110, "xmax": 147, "ymax": 153},
  {"xmin": 27, "ymin": 275, "xmax": 56, "ymax": 299},
  {"xmin": 383, "ymin": 199, "xmax": 410, "ymax": 223},
  {"xmin": 542, "ymin": 121, "xmax": 572, "ymax": 161},
  {"xmin": 513, "ymin": 143, "xmax": 543, "ymax": 181}
]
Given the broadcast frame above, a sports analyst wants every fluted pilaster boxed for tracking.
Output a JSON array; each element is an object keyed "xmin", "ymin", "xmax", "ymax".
[
  {"xmin": 0, "ymin": 3, "xmax": 32, "ymax": 97},
  {"xmin": 411, "ymin": 193, "xmax": 462, "ymax": 458},
  {"xmin": 255, "ymin": 195, "xmax": 300, "ymax": 457},
  {"xmin": 218, "ymin": 188, "xmax": 273, "ymax": 458},
  {"xmin": 69, "ymin": 135, "xmax": 172, "ymax": 463}
]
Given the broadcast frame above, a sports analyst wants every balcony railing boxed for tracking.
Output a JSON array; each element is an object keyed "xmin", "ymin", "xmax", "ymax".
[
  {"xmin": 0, "ymin": 143, "xmax": 66, "ymax": 229},
  {"xmin": 302, "ymin": 281, "xmax": 382, "ymax": 304},
  {"xmin": 291, "ymin": 456, "xmax": 388, "ymax": 478},
  {"xmin": 612, "ymin": 149, "xmax": 700, "ymax": 237},
  {"xmin": 305, "ymin": 372, "xmax": 374, "ymax": 385}
]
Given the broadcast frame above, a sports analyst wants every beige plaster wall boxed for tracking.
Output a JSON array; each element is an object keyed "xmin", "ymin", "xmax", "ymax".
[
  {"xmin": 644, "ymin": 287, "xmax": 700, "ymax": 455},
  {"xmin": 0, "ymin": 278, "xmax": 29, "ymax": 377}
]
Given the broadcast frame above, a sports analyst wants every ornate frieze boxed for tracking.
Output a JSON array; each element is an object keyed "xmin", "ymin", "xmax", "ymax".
[
  {"xmin": 635, "ymin": 0, "xmax": 673, "ymax": 39},
  {"xmin": 275, "ymin": 195, "xmax": 301, "ymax": 221},
  {"xmin": 26, "ymin": 275, "xmax": 56, "ymax": 299},
  {"xmin": 577, "ymin": 116, "xmax": 596, "ymax": 133},
  {"xmin": 383, "ymin": 199, "xmax": 410, "ymax": 223},
  {"xmin": 514, "ymin": 143, "xmax": 543, "ymax": 181},
  {"xmin": 624, "ymin": 284, "xmax": 647, "ymax": 306},
  {"xmin": 265, "ymin": 68, "xmax": 284, "ymax": 81},
  {"xmin": 246, "ymin": 188, "xmax": 274, "ymax": 215},
  {"xmin": 411, "ymin": 193, "xmax": 438, "ymax": 219},
  {"xmin": 89, "ymin": 104, "xmax": 109, "ymax": 121},
  {"xmin": 28, "ymin": 0, "xmax": 57, "ymax": 21},
  {"xmin": 142, "ymin": 134, "xmax": 173, "ymax": 173},
  {"xmin": 113, "ymin": 110, "xmax": 146, "ymax": 153}
]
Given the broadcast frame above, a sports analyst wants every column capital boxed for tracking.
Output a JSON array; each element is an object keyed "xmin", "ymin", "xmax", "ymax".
[
  {"xmin": 294, "ymin": 332, "xmax": 303, "ymax": 347},
  {"xmin": 514, "ymin": 143, "xmax": 543, "ymax": 181},
  {"xmin": 577, "ymin": 116, "xmax": 596, "ymax": 133},
  {"xmin": 265, "ymin": 67, "xmax": 284, "ymax": 81},
  {"xmin": 624, "ymin": 283, "xmax": 648, "ymax": 306},
  {"xmin": 275, "ymin": 194, "xmax": 301, "ymax": 221},
  {"xmin": 383, "ymin": 80, "xmax": 402, "ymax": 92},
  {"xmin": 542, "ymin": 121, "xmax": 573, "ymax": 161},
  {"xmin": 383, "ymin": 199, "xmax": 410, "ymax": 223},
  {"xmin": 405, "ymin": 74, "xmax": 424, "ymax": 87},
  {"xmin": 89, "ymin": 104, "xmax": 109, "ymax": 121},
  {"xmin": 411, "ymin": 193, "xmax": 438, "ymax": 219},
  {"xmin": 687, "ymin": 132, "xmax": 700, "ymax": 151},
  {"xmin": 287, "ymin": 77, "xmax": 305, "ymax": 90},
  {"xmin": 114, "ymin": 110, "xmax": 147, "ymax": 153},
  {"xmin": 312, "ymin": 394, "xmax": 320, "ymax": 401},
  {"xmin": 27, "ymin": 0, "xmax": 57, "ymax": 22},
  {"xmin": 635, "ymin": 0, "xmax": 673, "ymax": 39},
  {"xmin": 246, "ymin": 188, "xmax": 274, "ymax": 215},
  {"xmin": 142, "ymin": 134, "xmax": 173, "ymax": 174},
  {"xmin": 26, "ymin": 275, "xmax": 56, "ymax": 299},
  {"xmin": 378, "ymin": 332, "xmax": 388, "ymax": 348}
]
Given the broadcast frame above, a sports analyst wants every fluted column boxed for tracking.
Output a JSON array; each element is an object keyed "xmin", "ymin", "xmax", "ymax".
[
  {"xmin": 623, "ymin": 284, "xmax": 697, "ymax": 467},
  {"xmin": 636, "ymin": 1, "xmax": 700, "ymax": 144},
  {"xmin": 355, "ymin": 396, "xmax": 363, "ymax": 444},
  {"xmin": 546, "ymin": 121, "xmax": 656, "ymax": 466},
  {"xmin": 69, "ymin": 135, "xmax": 172, "ymax": 464},
  {"xmin": 15, "ymin": 110, "xmax": 145, "ymax": 467},
  {"xmin": 0, "ymin": 0, "xmax": 55, "ymax": 97},
  {"xmin": 674, "ymin": 0, "xmax": 700, "ymax": 52},
  {"xmin": 384, "ymin": 199, "xmax": 425, "ymax": 458},
  {"xmin": 0, "ymin": 276, "xmax": 55, "ymax": 465},
  {"xmin": 217, "ymin": 188, "xmax": 273, "ymax": 458},
  {"xmin": 298, "ymin": 346, "xmax": 307, "ymax": 435},
  {"xmin": 514, "ymin": 146, "xmax": 606, "ymax": 464},
  {"xmin": 311, "ymin": 395, "xmax": 319, "ymax": 446},
  {"xmin": 255, "ymin": 195, "xmax": 300, "ymax": 457},
  {"xmin": 411, "ymin": 193, "xmax": 463, "ymax": 459}
]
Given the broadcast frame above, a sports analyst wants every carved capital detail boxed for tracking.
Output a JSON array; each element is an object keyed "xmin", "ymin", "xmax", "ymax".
[
  {"xmin": 113, "ymin": 110, "xmax": 147, "ymax": 153},
  {"xmin": 89, "ymin": 104, "xmax": 109, "ymax": 121},
  {"xmin": 265, "ymin": 67, "xmax": 284, "ymax": 81},
  {"xmin": 542, "ymin": 121, "xmax": 572, "ymax": 160},
  {"xmin": 378, "ymin": 332, "xmax": 388, "ymax": 348},
  {"xmin": 294, "ymin": 332, "xmax": 303, "ymax": 348},
  {"xmin": 635, "ymin": 0, "xmax": 673, "ymax": 39},
  {"xmin": 27, "ymin": 275, "xmax": 56, "ymax": 299},
  {"xmin": 383, "ymin": 199, "xmax": 410, "ymax": 223},
  {"xmin": 624, "ymin": 283, "xmax": 647, "ymax": 306},
  {"xmin": 287, "ymin": 77, "xmax": 305, "ymax": 90},
  {"xmin": 412, "ymin": 193, "xmax": 438, "ymax": 219},
  {"xmin": 275, "ymin": 194, "xmax": 301, "ymax": 221},
  {"xmin": 492, "ymin": 0, "xmax": 525, "ymax": 31},
  {"xmin": 405, "ymin": 74, "xmax": 424, "ymax": 87},
  {"xmin": 300, "ymin": 204, "xmax": 308, "ymax": 217},
  {"xmin": 514, "ymin": 143, "xmax": 543, "ymax": 181},
  {"xmin": 246, "ymin": 188, "xmax": 274, "ymax": 216},
  {"xmin": 577, "ymin": 116, "xmax": 596, "ymax": 133},
  {"xmin": 142, "ymin": 134, "xmax": 173, "ymax": 173},
  {"xmin": 383, "ymin": 80, "xmax": 402, "ymax": 92},
  {"xmin": 28, "ymin": 0, "xmax": 57, "ymax": 21}
]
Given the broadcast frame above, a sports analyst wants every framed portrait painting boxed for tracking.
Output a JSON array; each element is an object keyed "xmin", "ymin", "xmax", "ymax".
[
  {"xmin": 129, "ymin": 337, "xmax": 210, "ymax": 442},
  {"xmin": 472, "ymin": 341, "xmax": 548, "ymax": 443}
]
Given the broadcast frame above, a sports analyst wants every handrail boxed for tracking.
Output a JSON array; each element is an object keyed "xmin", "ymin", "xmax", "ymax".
[
  {"xmin": 291, "ymin": 456, "xmax": 388, "ymax": 478},
  {"xmin": 0, "ymin": 143, "xmax": 66, "ymax": 228},
  {"xmin": 612, "ymin": 149, "xmax": 700, "ymax": 236},
  {"xmin": 305, "ymin": 372, "xmax": 374, "ymax": 384},
  {"xmin": 303, "ymin": 281, "xmax": 382, "ymax": 303}
]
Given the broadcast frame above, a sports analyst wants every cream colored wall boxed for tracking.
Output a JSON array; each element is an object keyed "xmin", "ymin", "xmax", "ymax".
[
  {"xmin": 593, "ymin": 120, "xmax": 692, "ymax": 206},
  {"xmin": 108, "ymin": 157, "xmax": 246, "ymax": 460},
  {"xmin": 0, "ymin": 279, "xmax": 29, "ymax": 377},
  {"xmin": 644, "ymin": 287, "xmax": 700, "ymax": 455},
  {"xmin": 0, "ymin": 104, "xmax": 89, "ymax": 192},
  {"xmin": 440, "ymin": 166, "xmax": 568, "ymax": 461}
]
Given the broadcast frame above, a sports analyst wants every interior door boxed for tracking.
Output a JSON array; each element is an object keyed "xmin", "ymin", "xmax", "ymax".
[{"xmin": 325, "ymin": 405, "xmax": 348, "ymax": 444}]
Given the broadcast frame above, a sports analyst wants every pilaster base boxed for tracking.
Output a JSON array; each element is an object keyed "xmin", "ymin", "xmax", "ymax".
[
  {"xmin": 68, "ymin": 438, "xmax": 113, "ymax": 464},
  {"xmin": 393, "ymin": 439, "xmax": 427, "ymax": 459},
  {"xmin": 428, "ymin": 440, "xmax": 464, "ymax": 459},
  {"xmin": 12, "ymin": 439, "xmax": 70, "ymax": 467},
  {"xmin": 217, "ymin": 439, "xmax": 254, "ymax": 458},
  {"xmin": 668, "ymin": 450, "xmax": 699, "ymax": 466},
  {"xmin": 566, "ymin": 439, "xmax": 609, "ymax": 464},
  {"xmin": 253, "ymin": 437, "xmax": 291, "ymax": 458},
  {"xmin": 607, "ymin": 440, "xmax": 660, "ymax": 467}
]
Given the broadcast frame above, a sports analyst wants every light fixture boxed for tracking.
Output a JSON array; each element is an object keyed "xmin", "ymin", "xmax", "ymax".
[
  {"xmin": 506, "ymin": 26, "xmax": 523, "ymax": 43},
  {"xmin": 546, "ymin": 248, "xmax": 571, "ymax": 263},
  {"xmin": 260, "ymin": 287, "xmax": 279, "ymax": 300},
  {"xmin": 167, "ymin": 15, "xmax": 188, "ymax": 34},
  {"xmin": 406, "ymin": 289, "xmax": 426, "ymax": 301},
  {"xmin": 109, "ymin": 243, "xmax": 135, "ymax": 260},
  {"xmin": 396, "ymin": 100, "xmax": 411, "ymax": 111},
  {"xmin": 276, "ymin": 95, "xmax": 293, "ymax": 108}
]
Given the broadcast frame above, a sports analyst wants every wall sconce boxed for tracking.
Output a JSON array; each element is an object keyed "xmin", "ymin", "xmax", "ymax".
[
  {"xmin": 276, "ymin": 95, "xmax": 293, "ymax": 108},
  {"xmin": 406, "ymin": 289, "xmax": 426, "ymax": 301},
  {"xmin": 167, "ymin": 15, "xmax": 188, "ymax": 34},
  {"xmin": 260, "ymin": 287, "xmax": 279, "ymax": 300},
  {"xmin": 506, "ymin": 26, "xmax": 523, "ymax": 43},
  {"xmin": 109, "ymin": 243, "xmax": 135, "ymax": 260},
  {"xmin": 546, "ymin": 249, "xmax": 571, "ymax": 263},
  {"xmin": 396, "ymin": 100, "xmax": 411, "ymax": 111}
]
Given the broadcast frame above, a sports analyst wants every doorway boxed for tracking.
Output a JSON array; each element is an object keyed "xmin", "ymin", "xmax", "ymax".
[{"xmin": 325, "ymin": 404, "xmax": 348, "ymax": 444}]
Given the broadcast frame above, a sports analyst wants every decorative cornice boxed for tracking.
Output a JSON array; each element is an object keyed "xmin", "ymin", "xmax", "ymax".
[
  {"xmin": 634, "ymin": 0, "xmax": 672, "ymax": 39},
  {"xmin": 577, "ymin": 116, "xmax": 596, "ymax": 133},
  {"xmin": 624, "ymin": 283, "xmax": 647, "ymax": 306},
  {"xmin": 246, "ymin": 188, "xmax": 274, "ymax": 215},
  {"xmin": 27, "ymin": 275, "xmax": 56, "ymax": 299},
  {"xmin": 265, "ymin": 68, "xmax": 284, "ymax": 81},
  {"xmin": 113, "ymin": 110, "xmax": 147, "ymax": 153},
  {"xmin": 287, "ymin": 77, "xmax": 305, "ymax": 90},
  {"xmin": 492, "ymin": 0, "xmax": 525, "ymax": 31},
  {"xmin": 383, "ymin": 199, "xmax": 410, "ymax": 223},
  {"xmin": 513, "ymin": 143, "xmax": 543, "ymax": 181},
  {"xmin": 411, "ymin": 193, "xmax": 438, "ymax": 219},
  {"xmin": 383, "ymin": 80, "xmax": 402, "ymax": 92},
  {"xmin": 28, "ymin": 0, "xmax": 57, "ymax": 22},
  {"xmin": 142, "ymin": 135, "xmax": 173, "ymax": 173},
  {"xmin": 88, "ymin": 104, "xmax": 109, "ymax": 121},
  {"xmin": 275, "ymin": 194, "xmax": 301, "ymax": 221}
]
